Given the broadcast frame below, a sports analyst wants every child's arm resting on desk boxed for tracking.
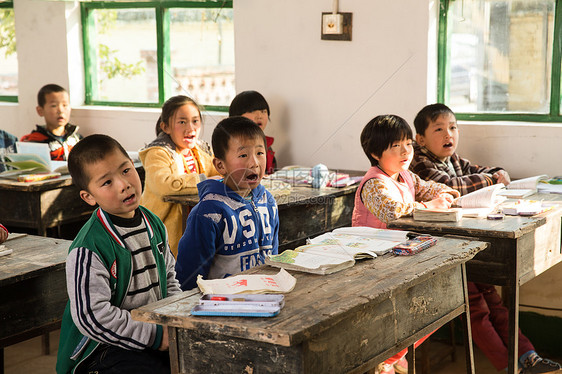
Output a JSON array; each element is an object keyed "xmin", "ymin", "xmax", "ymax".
[
  {"xmin": 175, "ymin": 211, "xmax": 218, "ymax": 291},
  {"xmin": 66, "ymin": 247, "xmax": 164, "ymax": 351},
  {"xmin": 411, "ymin": 154, "xmax": 503, "ymax": 196},
  {"xmin": 413, "ymin": 173, "xmax": 460, "ymax": 204},
  {"xmin": 361, "ymin": 178, "xmax": 422, "ymax": 223}
]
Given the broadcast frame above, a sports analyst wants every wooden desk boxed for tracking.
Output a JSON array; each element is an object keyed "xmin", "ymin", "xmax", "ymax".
[
  {"xmin": 0, "ymin": 166, "xmax": 144, "ymax": 236},
  {"xmin": 165, "ymin": 183, "xmax": 359, "ymax": 251},
  {"xmin": 387, "ymin": 193, "xmax": 562, "ymax": 374},
  {"xmin": 133, "ymin": 237, "xmax": 488, "ymax": 374},
  {"xmin": 0, "ymin": 233, "xmax": 71, "ymax": 373}
]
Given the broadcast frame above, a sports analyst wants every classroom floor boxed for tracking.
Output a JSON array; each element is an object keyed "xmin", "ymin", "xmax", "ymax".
[{"xmin": 4, "ymin": 330, "xmax": 561, "ymax": 373}]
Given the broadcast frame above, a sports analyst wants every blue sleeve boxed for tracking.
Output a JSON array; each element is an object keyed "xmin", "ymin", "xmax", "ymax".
[
  {"xmin": 271, "ymin": 197, "xmax": 279, "ymax": 255},
  {"xmin": 175, "ymin": 208, "xmax": 218, "ymax": 291}
]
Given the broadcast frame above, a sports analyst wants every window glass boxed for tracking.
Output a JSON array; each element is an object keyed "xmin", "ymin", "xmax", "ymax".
[
  {"xmin": 0, "ymin": 7, "xmax": 18, "ymax": 97},
  {"xmin": 169, "ymin": 8, "xmax": 235, "ymax": 107},
  {"xmin": 90, "ymin": 8, "xmax": 156, "ymax": 103},
  {"xmin": 446, "ymin": 0, "xmax": 554, "ymax": 113}
]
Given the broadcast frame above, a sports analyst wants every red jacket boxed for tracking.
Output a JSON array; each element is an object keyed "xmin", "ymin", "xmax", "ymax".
[{"xmin": 20, "ymin": 124, "xmax": 82, "ymax": 161}]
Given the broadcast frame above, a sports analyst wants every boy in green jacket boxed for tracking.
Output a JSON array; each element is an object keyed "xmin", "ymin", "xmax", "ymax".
[{"xmin": 56, "ymin": 134, "xmax": 181, "ymax": 374}]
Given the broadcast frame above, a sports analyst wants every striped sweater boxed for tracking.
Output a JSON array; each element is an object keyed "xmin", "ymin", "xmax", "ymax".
[{"xmin": 56, "ymin": 207, "xmax": 181, "ymax": 374}]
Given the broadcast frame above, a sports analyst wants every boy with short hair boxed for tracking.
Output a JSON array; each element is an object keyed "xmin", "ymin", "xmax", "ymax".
[
  {"xmin": 410, "ymin": 103, "xmax": 510, "ymax": 195},
  {"xmin": 56, "ymin": 134, "xmax": 181, "ymax": 374},
  {"xmin": 175, "ymin": 116, "xmax": 279, "ymax": 291},
  {"xmin": 410, "ymin": 103, "xmax": 561, "ymax": 374},
  {"xmin": 21, "ymin": 84, "xmax": 82, "ymax": 161}
]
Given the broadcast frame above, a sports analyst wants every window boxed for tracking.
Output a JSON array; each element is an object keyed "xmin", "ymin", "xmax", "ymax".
[
  {"xmin": 0, "ymin": 1, "xmax": 18, "ymax": 102},
  {"xmin": 438, "ymin": 0, "xmax": 560, "ymax": 121},
  {"xmin": 82, "ymin": 1, "xmax": 234, "ymax": 110}
]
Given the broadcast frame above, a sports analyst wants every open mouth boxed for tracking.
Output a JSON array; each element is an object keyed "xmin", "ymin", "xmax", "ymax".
[
  {"xmin": 443, "ymin": 142, "xmax": 453, "ymax": 149},
  {"xmin": 123, "ymin": 194, "xmax": 135, "ymax": 204},
  {"xmin": 245, "ymin": 173, "xmax": 259, "ymax": 181}
]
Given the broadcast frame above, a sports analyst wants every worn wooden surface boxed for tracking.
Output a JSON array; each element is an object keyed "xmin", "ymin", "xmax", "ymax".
[
  {"xmin": 165, "ymin": 184, "xmax": 358, "ymax": 251},
  {"xmin": 388, "ymin": 194, "xmax": 562, "ymax": 374},
  {"xmin": 0, "ymin": 234, "xmax": 71, "ymax": 347},
  {"xmin": 0, "ymin": 166, "xmax": 144, "ymax": 236},
  {"xmin": 133, "ymin": 237, "xmax": 488, "ymax": 374}
]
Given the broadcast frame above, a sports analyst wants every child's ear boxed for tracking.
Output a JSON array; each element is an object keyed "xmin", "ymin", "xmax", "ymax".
[
  {"xmin": 415, "ymin": 133, "xmax": 425, "ymax": 146},
  {"xmin": 159, "ymin": 121, "xmax": 170, "ymax": 134},
  {"xmin": 212, "ymin": 157, "xmax": 227, "ymax": 176},
  {"xmin": 36, "ymin": 106, "xmax": 45, "ymax": 117},
  {"xmin": 79, "ymin": 190, "xmax": 98, "ymax": 207},
  {"xmin": 370, "ymin": 152, "xmax": 380, "ymax": 162}
]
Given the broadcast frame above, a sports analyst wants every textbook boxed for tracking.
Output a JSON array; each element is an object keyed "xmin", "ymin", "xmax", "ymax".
[
  {"xmin": 265, "ymin": 227, "xmax": 407, "ymax": 275},
  {"xmin": 454, "ymin": 183, "xmax": 507, "ymax": 209},
  {"xmin": 265, "ymin": 244, "xmax": 374, "ymax": 275},
  {"xmin": 501, "ymin": 200, "xmax": 557, "ymax": 216},
  {"xmin": 497, "ymin": 175, "xmax": 548, "ymax": 198},
  {"xmin": 413, "ymin": 207, "xmax": 462, "ymax": 222},
  {"xmin": 0, "ymin": 142, "xmax": 68, "ymax": 179}
]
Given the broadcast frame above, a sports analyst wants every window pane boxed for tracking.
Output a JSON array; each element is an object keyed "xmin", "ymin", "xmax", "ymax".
[
  {"xmin": 90, "ymin": 9, "xmax": 156, "ymax": 103},
  {"xmin": 446, "ymin": 1, "xmax": 554, "ymax": 113},
  {"xmin": 0, "ymin": 8, "xmax": 18, "ymax": 97},
  {"xmin": 169, "ymin": 8, "xmax": 235, "ymax": 107}
]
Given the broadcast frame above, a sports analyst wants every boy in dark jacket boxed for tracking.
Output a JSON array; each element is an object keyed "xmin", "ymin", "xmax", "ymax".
[{"xmin": 21, "ymin": 84, "xmax": 82, "ymax": 161}]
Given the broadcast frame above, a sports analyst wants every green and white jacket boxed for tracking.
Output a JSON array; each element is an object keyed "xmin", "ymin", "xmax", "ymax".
[{"xmin": 56, "ymin": 206, "xmax": 181, "ymax": 374}]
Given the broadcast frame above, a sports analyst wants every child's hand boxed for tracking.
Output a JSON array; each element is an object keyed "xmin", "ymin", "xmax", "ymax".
[
  {"xmin": 424, "ymin": 196, "xmax": 453, "ymax": 210},
  {"xmin": 158, "ymin": 326, "xmax": 169, "ymax": 351},
  {"xmin": 493, "ymin": 170, "xmax": 511, "ymax": 186},
  {"xmin": 439, "ymin": 193, "xmax": 455, "ymax": 204}
]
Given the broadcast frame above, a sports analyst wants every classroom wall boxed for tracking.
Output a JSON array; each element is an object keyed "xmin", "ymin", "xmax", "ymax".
[{"xmin": 2, "ymin": 0, "xmax": 562, "ymax": 319}]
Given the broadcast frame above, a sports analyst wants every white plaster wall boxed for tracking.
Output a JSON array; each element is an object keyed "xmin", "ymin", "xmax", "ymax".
[{"xmin": 234, "ymin": 0, "xmax": 432, "ymax": 171}]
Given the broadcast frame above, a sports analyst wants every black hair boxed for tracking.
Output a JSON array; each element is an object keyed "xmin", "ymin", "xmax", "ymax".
[
  {"xmin": 360, "ymin": 115, "xmax": 413, "ymax": 166},
  {"xmin": 413, "ymin": 103, "xmax": 455, "ymax": 136},
  {"xmin": 229, "ymin": 90, "xmax": 270, "ymax": 117},
  {"xmin": 68, "ymin": 134, "xmax": 129, "ymax": 191},
  {"xmin": 37, "ymin": 84, "xmax": 67, "ymax": 107},
  {"xmin": 155, "ymin": 95, "xmax": 202, "ymax": 135},
  {"xmin": 212, "ymin": 116, "xmax": 267, "ymax": 160}
]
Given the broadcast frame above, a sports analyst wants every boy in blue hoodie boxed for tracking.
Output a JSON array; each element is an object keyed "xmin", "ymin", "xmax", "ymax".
[{"xmin": 175, "ymin": 116, "xmax": 279, "ymax": 290}]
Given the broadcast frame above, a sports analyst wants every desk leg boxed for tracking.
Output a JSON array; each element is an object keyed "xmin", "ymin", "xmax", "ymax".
[
  {"xmin": 407, "ymin": 345, "xmax": 416, "ymax": 374},
  {"xmin": 505, "ymin": 284, "xmax": 519, "ymax": 374},
  {"xmin": 1, "ymin": 347, "xmax": 4, "ymax": 374},
  {"xmin": 169, "ymin": 327, "xmax": 179, "ymax": 374},
  {"xmin": 41, "ymin": 333, "xmax": 50, "ymax": 355},
  {"xmin": 461, "ymin": 264, "xmax": 475, "ymax": 374}
]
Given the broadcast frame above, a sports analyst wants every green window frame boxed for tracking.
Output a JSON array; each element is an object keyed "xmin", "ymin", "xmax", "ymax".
[
  {"xmin": 437, "ymin": 0, "xmax": 562, "ymax": 122},
  {"xmin": 0, "ymin": 0, "xmax": 18, "ymax": 103},
  {"xmin": 81, "ymin": 0, "xmax": 233, "ymax": 111}
]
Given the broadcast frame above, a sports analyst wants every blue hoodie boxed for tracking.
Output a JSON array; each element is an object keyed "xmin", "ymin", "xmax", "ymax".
[{"xmin": 175, "ymin": 179, "xmax": 279, "ymax": 290}]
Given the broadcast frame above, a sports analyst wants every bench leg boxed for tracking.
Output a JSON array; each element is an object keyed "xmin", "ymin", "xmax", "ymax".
[
  {"xmin": 41, "ymin": 333, "xmax": 50, "ymax": 355},
  {"xmin": 461, "ymin": 263, "xmax": 475, "ymax": 374}
]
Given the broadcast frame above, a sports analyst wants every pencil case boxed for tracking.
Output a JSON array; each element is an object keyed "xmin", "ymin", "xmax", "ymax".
[
  {"xmin": 191, "ymin": 294, "xmax": 285, "ymax": 317},
  {"xmin": 392, "ymin": 236, "xmax": 437, "ymax": 256}
]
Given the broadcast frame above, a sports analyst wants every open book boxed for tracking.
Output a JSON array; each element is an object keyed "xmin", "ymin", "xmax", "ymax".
[
  {"xmin": 497, "ymin": 175, "xmax": 547, "ymax": 198},
  {"xmin": 0, "ymin": 142, "xmax": 68, "ymax": 179},
  {"xmin": 265, "ymin": 227, "xmax": 408, "ymax": 275}
]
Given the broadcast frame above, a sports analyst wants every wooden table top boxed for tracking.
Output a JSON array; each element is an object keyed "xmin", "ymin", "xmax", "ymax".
[
  {"xmin": 132, "ymin": 236, "xmax": 488, "ymax": 347},
  {"xmin": 389, "ymin": 192, "xmax": 562, "ymax": 239},
  {"xmin": 0, "ymin": 233, "xmax": 71, "ymax": 287}
]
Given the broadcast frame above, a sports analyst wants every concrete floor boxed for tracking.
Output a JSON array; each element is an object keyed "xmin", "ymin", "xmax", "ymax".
[{"xmin": 3, "ymin": 330, "xmax": 560, "ymax": 373}]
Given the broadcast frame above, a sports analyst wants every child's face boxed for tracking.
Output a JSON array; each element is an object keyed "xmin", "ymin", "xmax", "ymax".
[
  {"xmin": 415, "ymin": 113, "xmax": 458, "ymax": 161},
  {"xmin": 36, "ymin": 91, "xmax": 71, "ymax": 133},
  {"xmin": 161, "ymin": 103, "xmax": 201, "ymax": 154},
  {"xmin": 79, "ymin": 149, "xmax": 142, "ymax": 219},
  {"xmin": 374, "ymin": 137, "xmax": 414, "ymax": 179},
  {"xmin": 213, "ymin": 135, "xmax": 267, "ymax": 197},
  {"xmin": 242, "ymin": 109, "xmax": 269, "ymax": 131}
]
